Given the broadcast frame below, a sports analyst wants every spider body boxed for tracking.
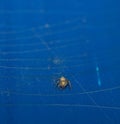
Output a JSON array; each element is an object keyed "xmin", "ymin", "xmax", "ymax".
[{"xmin": 56, "ymin": 76, "xmax": 71, "ymax": 89}]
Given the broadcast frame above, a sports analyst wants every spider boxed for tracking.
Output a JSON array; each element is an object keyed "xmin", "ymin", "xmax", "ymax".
[{"xmin": 56, "ymin": 76, "xmax": 71, "ymax": 89}]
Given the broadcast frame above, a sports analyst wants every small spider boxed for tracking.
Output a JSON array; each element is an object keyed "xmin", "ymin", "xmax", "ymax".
[{"xmin": 56, "ymin": 76, "xmax": 71, "ymax": 89}]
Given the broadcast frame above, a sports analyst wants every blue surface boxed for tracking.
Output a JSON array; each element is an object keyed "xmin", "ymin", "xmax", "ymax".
[{"xmin": 0, "ymin": 0, "xmax": 120, "ymax": 124}]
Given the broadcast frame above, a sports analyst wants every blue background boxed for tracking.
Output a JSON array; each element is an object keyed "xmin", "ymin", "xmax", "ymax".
[{"xmin": 0, "ymin": 0, "xmax": 120, "ymax": 124}]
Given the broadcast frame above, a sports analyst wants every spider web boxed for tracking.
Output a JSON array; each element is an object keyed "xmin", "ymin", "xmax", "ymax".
[{"xmin": 0, "ymin": 7, "xmax": 120, "ymax": 123}]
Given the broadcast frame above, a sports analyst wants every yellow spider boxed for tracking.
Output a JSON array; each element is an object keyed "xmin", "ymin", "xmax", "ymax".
[{"xmin": 56, "ymin": 76, "xmax": 71, "ymax": 89}]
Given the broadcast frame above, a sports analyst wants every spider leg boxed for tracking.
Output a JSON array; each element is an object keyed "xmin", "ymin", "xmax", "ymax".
[
  {"xmin": 56, "ymin": 79, "xmax": 60, "ymax": 86},
  {"xmin": 68, "ymin": 81, "xmax": 72, "ymax": 89}
]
